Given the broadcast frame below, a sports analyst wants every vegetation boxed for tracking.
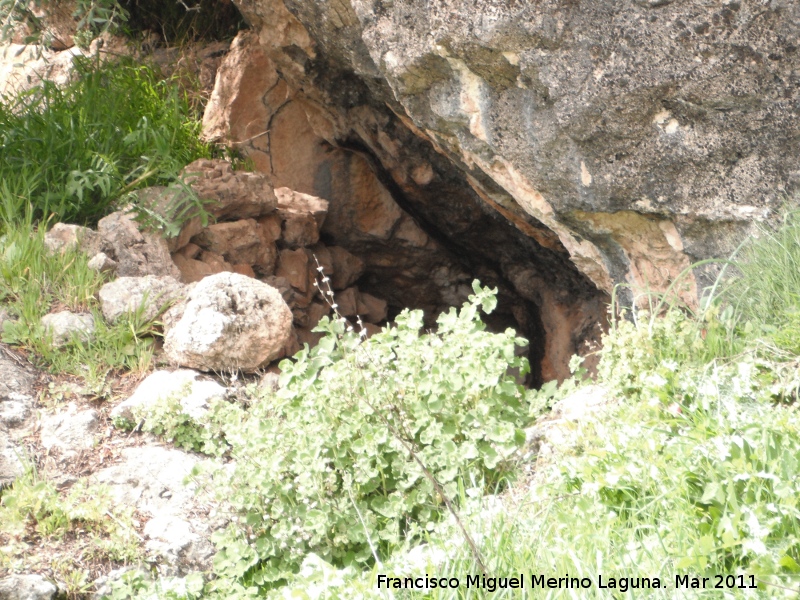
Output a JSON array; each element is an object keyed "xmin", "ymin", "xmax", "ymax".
[
  {"xmin": 0, "ymin": 57, "xmax": 210, "ymax": 224},
  {"xmin": 0, "ymin": 467, "xmax": 142, "ymax": 593},
  {"xmin": 0, "ymin": 219, "xmax": 159, "ymax": 383},
  {"xmin": 1, "ymin": 5, "xmax": 800, "ymax": 598},
  {"xmin": 123, "ymin": 283, "xmax": 536, "ymax": 595}
]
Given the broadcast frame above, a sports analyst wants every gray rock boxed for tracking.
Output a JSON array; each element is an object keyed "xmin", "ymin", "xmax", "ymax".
[
  {"xmin": 40, "ymin": 311, "xmax": 95, "ymax": 347},
  {"xmin": 163, "ymin": 272, "xmax": 293, "ymax": 372},
  {"xmin": 39, "ymin": 403, "xmax": 99, "ymax": 456},
  {"xmin": 258, "ymin": 372, "xmax": 280, "ymax": 393},
  {"xmin": 98, "ymin": 275, "xmax": 185, "ymax": 323},
  {"xmin": 0, "ymin": 427, "xmax": 24, "ymax": 487},
  {"xmin": 87, "ymin": 251, "xmax": 117, "ymax": 273},
  {"xmin": 43, "ymin": 223, "xmax": 105, "ymax": 257},
  {"xmin": 0, "ymin": 350, "xmax": 36, "ymax": 429},
  {"xmin": 88, "ymin": 444, "xmax": 221, "ymax": 573},
  {"xmin": 110, "ymin": 369, "xmax": 226, "ymax": 423},
  {"xmin": 97, "ymin": 210, "xmax": 181, "ymax": 279},
  {"xmin": 0, "ymin": 574, "xmax": 57, "ymax": 600}
]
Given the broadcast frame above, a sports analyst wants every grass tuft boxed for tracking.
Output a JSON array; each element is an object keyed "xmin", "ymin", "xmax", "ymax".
[{"xmin": 0, "ymin": 55, "xmax": 211, "ymax": 225}]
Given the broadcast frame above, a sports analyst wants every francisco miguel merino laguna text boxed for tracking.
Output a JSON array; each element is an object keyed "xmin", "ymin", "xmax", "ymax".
[{"xmin": 377, "ymin": 574, "xmax": 664, "ymax": 592}]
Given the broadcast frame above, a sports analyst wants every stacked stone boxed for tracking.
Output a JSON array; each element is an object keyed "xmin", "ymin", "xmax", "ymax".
[
  {"xmin": 169, "ymin": 159, "xmax": 388, "ymax": 347},
  {"xmin": 43, "ymin": 158, "xmax": 388, "ymax": 360}
]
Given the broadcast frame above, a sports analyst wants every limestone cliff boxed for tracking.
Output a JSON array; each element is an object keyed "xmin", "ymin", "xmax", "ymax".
[{"xmin": 210, "ymin": 0, "xmax": 798, "ymax": 304}]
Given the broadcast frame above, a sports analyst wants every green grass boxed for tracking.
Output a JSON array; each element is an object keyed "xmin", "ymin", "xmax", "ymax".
[
  {"xmin": 0, "ymin": 55, "xmax": 211, "ymax": 225},
  {"xmin": 0, "ymin": 466, "xmax": 142, "ymax": 589},
  {"xmin": 0, "ymin": 218, "xmax": 159, "ymax": 381}
]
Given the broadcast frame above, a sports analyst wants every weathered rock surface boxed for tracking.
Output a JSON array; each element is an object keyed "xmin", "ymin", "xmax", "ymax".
[
  {"xmin": 87, "ymin": 251, "xmax": 117, "ymax": 273},
  {"xmin": 202, "ymin": 25, "xmax": 606, "ymax": 382},
  {"xmin": 111, "ymin": 369, "xmax": 226, "ymax": 423},
  {"xmin": 0, "ymin": 350, "xmax": 37, "ymax": 429},
  {"xmin": 88, "ymin": 444, "xmax": 219, "ymax": 573},
  {"xmin": 40, "ymin": 311, "xmax": 95, "ymax": 347},
  {"xmin": 0, "ymin": 574, "xmax": 57, "ymax": 600},
  {"xmin": 164, "ymin": 272, "xmax": 293, "ymax": 372},
  {"xmin": 44, "ymin": 223, "xmax": 106, "ymax": 257},
  {"xmin": 202, "ymin": 0, "xmax": 800, "ymax": 379},
  {"xmin": 98, "ymin": 276, "xmax": 186, "ymax": 323},
  {"xmin": 40, "ymin": 403, "xmax": 99, "ymax": 457},
  {"xmin": 0, "ymin": 427, "xmax": 24, "ymax": 487},
  {"xmin": 182, "ymin": 158, "xmax": 278, "ymax": 221},
  {"xmin": 97, "ymin": 210, "xmax": 182, "ymax": 279}
]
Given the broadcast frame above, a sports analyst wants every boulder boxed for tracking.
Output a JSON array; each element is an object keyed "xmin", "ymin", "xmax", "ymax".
[
  {"xmin": 163, "ymin": 272, "xmax": 293, "ymax": 372},
  {"xmin": 276, "ymin": 248, "xmax": 311, "ymax": 294},
  {"xmin": 97, "ymin": 210, "xmax": 182, "ymax": 279},
  {"xmin": 198, "ymin": 250, "xmax": 232, "ymax": 274},
  {"xmin": 357, "ymin": 292, "xmax": 388, "ymax": 324},
  {"xmin": 274, "ymin": 187, "xmax": 329, "ymax": 248},
  {"xmin": 40, "ymin": 311, "xmax": 95, "ymax": 347},
  {"xmin": 0, "ymin": 574, "xmax": 57, "ymax": 600},
  {"xmin": 335, "ymin": 287, "xmax": 359, "ymax": 318},
  {"xmin": 172, "ymin": 253, "xmax": 214, "ymax": 284},
  {"xmin": 44, "ymin": 223, "xmax": 106, "ymax": 256},
  {"xmin": 182, "ymin": 158, "xmax": 278, "ymax": 220},
  {"xmin": 111, "ymin": 369, "xmax": 226, "ymax": 423},
  {"xmin": 98, "ymin": 276, "xmax": 185, "ymax": 323},
  {"xmin": 39, "ymin": 403, "xmax": 99, "ymax": 456}
]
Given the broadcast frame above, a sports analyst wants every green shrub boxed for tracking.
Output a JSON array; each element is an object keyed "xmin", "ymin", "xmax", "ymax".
[
  {"xmin": 163, "ymin": 284, "xmax": 535, "ymax": 591},
  {"xmin": 0, "ymin": 56, "xmax": 210, "ymax": 224}
]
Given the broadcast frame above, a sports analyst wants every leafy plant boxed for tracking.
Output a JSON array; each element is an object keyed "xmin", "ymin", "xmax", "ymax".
[
  {"xmin": 0, "ymin": 56, "xmax": 211, "ymax": 224},
  {"xmin": 0, "ymin": 0, "xmax": 128, "ymax": 47},
  {"xmin": 188, "ymin": 283, "xmax": 535, "ymax": 591}
]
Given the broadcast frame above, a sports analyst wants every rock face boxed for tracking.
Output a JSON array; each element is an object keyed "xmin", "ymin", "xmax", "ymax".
[
  {"xmin": 111, "ymin": 369, "xmax": 226, "ymax": 423},
  {"xmin": 163, "ymin": 272, "xmax": 293, "ymax": 372},
  {"xmin": 88, "ymin": 444, "xmax": 219, "ymax": 573},
  {"xmin": 97, "ymin": 210, "xmax": 182, "ymax": 279},
  {"xmin": 39, "ymin": 403, "xmax": 99, "ymax": 457},
  {"xmin": 202, "ymin": 0, "xmax": 800, "ymax": 379}
]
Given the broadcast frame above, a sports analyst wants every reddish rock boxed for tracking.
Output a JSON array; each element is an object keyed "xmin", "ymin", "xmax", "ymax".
[
  {"xmin": 275, "ymin": 187, "xmax": 328, "ymax": 229},
  {"xmin": 328, "ymin": 246, "xmax": 365, "ymax": 290},
  {"xmin": 182, "ymin": 159, "xmax": 278, "ymax": 221},
  {"xmin": 199, "ymin": 250, "xmax": 232, "ymax": 274},
  {"xmin": 173, "ymin": 254, "xmax": 214, "ymax": 283},
  {"xmin": 176, "ymin": 242, "xmax": 202, "ymax": 260},
  {"xmin": 308, "ymin": 244, "xmax": 333, "ymax": 278},
  {"xmin": 276, "ymin": 248, "xmax": 310, "ymax": 293},
  {"xmin": 307, "ymin": 301, "xmax": 330, "ymax": 329},
  {"xmin": 282, "ymin": 212, "xmax": 320, "ymax": 248},
  {"xmin": 335, "ymin": 287, "xmax": 359, "ymax": 318},
  {"xmin": 296, "ymin": 327, "xmax": 324, "ymax": 348},
  {"xmin": 192, "ymin": 219, "xmax": 274, "ymax": 269},
  {"xmin": 257, "ymin": 214, "xmax": 283, "ymax": 245},
  {"xmin": 232, "ymin": 263, "xmax": 256, "ymax": 278}
]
